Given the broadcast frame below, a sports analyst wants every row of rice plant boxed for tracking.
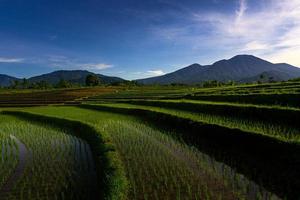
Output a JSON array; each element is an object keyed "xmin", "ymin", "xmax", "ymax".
[
  {"xmin": 191, "ymin": 81, "xmax": 300, "ymax": 96},
  {"xmin": 0, "ymin": 115, "xmax": 98, "ymax": 200},
  {"xmin": 0, "ymin": 133, "xmax": 18, "ymax": 190},
  {"xmin": 19, "ymin": 106, "xmax": 282, "ymax": 199},
  {"xmin": 185, "ymin": 93, "xmax": 300, "ymax": 108},
  {"xmin": 82, "ymin": 81, "xmax": 300, "ymax": 108},
  {"xmin": 84, "ymin": 103, "xmax": 300, "ymax": 143},
  {"xmin": 0, "ymin": 86, "xmax": 118, "ymax": 107},
  {"xmin": 119, "ymin": 99, "xmax": 300, "ymax": 138},
  {"xmin": 104, "ymin": 120, "xmax": 280, "ymax": 200}
]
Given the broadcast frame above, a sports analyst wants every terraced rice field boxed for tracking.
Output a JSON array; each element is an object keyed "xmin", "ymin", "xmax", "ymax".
[
  {"xmin": 0, "ymin": 115, "xmax": 98, "ymax": 200},
  {"xmin": 0, "ymin": 80, "xmax": 299, "ymax": 199},
  {"xmin": 13, "ymin": 107, "xmax": 282, "ymax": 200},
  {"xmin": 0, "ymin": 86, "xmax": 119, "ymax": 107}
]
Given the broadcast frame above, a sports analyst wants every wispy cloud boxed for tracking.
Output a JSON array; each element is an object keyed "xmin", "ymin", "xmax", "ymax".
[
  {"xmin": 0, "ymin": 57, "xmax": 24, "ymax": 63},
  {"xmin": 46, "ymin": 55, "xmax": 113, "ymax": 71},
  {"xmin": 236, "ymin": 0, "xmax": 247, "ymax": 22},
  {"xmin": 129, "ymin": 69, "xmax": 166, "ymax": 80},
  {"xmin": 81, "ymin": 63, "xmax": 113, "ymax": 70},
  {"xmin": 151, "ymin": 0, "xmax": 300, "ymax": 66},
  {"xmin": 147, "ymin": 70, "xmax": 165, "ymax": 76}
]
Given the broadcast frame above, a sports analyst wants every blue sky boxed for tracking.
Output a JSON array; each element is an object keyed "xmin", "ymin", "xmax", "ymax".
[{"xmin": 0, "ymin": 0, "xmax": 299, "ymax": 80}]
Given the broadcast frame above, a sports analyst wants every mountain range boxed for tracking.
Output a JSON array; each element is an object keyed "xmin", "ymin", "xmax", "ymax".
[
  {"xmin": 0, "ymin": 70, "xmax": 124, "ymax": 87},
  {"xmin": 1, "ymin": 55, "xmax": 300, "ymax": 87},
  {"xmin": 0, "ymin": 74, "xmax": 19, "ymax": 87},
  {"xmin": 136, "ymin": 55, "xmax": 300, "ymax": 84}
]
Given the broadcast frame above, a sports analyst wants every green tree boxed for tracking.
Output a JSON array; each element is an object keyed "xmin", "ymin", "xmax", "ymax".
[
  {"xmin": 12, "ymin": 80, "xmax": 20, "ymax": 89},
  {"xmin": 36, "ymin": 81, "xmax": 52, "ymax": 89},
  {"xmin": 202, "ymin": 80, "xmax": 222, "ymax": 88},
  {"xmin": 56, "ymin": 79, "xmax": 71, "ymax": 88},
  {"xmin": 21, "ymin": 78, "xmax": 29, "ymax": 89},
  {"xmin": 85, "ymin": 74, "xmax": 100, "ymax": 86}
]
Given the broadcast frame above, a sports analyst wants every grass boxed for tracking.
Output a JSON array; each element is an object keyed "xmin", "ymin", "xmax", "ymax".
[
  {"xmin": 12, "ymin": 106, "xmax": 282, "ymax": 199},
  {"xmin": 83, "ymin": 81, "xmax": 300, "ymax": 108},
  {"xmin": 117, "ymin": 99, "xmax": 300, "ymax": 139},
  {"xmin": 0, "ymin": 86, "xmax": 120, "ymax": 107},
  {"xmin": 0, "ymin": 114, "xmax": 98, "ymax": 199},
  {"xmin": 0, "ymin": 132, "xmax": 18, "ymax": 190},
  {"xmin": 77, "ymin": 104, "xmax": 300, "ymax": 199},
  {"xmin": 83, "ymin": 102, "xmax": 300, "ymax": 143},
  {"xmin": 2, "ymin": 110, "xmax": 129, "ymax": 200},
  {"xmin": 186, "ymin": 93, "xmax": 300, "ymax": 108},
  {"xmin": 2, "ymin": 80, "xmax": 300, "ymax": 199}
]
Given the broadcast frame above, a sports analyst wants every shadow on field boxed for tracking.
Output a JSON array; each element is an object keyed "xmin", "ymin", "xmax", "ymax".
[
  {"xmin": 185, "ymin": 93, "xmax": 300, "ymax": 108},
  {"xmin": 79, "ymin": 104, "xmax": 300, "ymax": 200},
  {"xmin": 1, "ymin": 110, "xmax": 127, "ymax": 200}
]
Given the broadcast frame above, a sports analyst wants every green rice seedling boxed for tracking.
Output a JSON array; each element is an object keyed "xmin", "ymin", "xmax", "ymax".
[
  {"xmin": 0, "ymin": 114, "xmax": 98, "ymax": 200},
  {"xmin": 0, "ymin": 133, "xmax": 18, "ymax": 189},
  {"xmin": 17, "ymin": 106, "xmax": 282, "ymax": 200},
  {"xmin": 83, "ymin": 102, "xmax": 300, "ymax": 143}
]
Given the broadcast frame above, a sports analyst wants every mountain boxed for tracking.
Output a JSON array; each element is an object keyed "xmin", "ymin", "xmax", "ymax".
[
  {"xmin": 239, "ymin": 70, "xmax": 293, "ymax": 83},
  {"xmin": 28, "ymin": 70, "xmax": 124, "ymax": 85},
  {"xmin": 0, "ymin": 74, "xmax": 19, "ymax": 87},
  {"xmin": 136, "ymin": 55, "xmax": 300, "ymax": 84},
  {"xmin": 0, "ymin": 70, "xmax": 125, "ymax": 87}
]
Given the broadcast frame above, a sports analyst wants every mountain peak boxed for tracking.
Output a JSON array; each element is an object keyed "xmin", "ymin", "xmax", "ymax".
[
  {"xmin": 136, "ymin": 55, "xmax": 300, "ymax": 84},
  {"xmin": 231, "ymin": 54, "xmax": 257, "ymax": 59},
  {"xmin": 189, "ymin": 63, "xmax": 201, "ymax": 67},
  {"xmin": 212, "ymin": 54, "xmax": 272, "ymax": 66}
]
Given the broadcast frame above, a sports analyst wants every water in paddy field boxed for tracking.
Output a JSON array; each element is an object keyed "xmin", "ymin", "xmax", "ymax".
[
  {"xmin": 110, "ymin": 119, "xmax": 282, "ymax": 200},
  {"xmin": 0, "ymin": 131, "xmax": 98, "ymax": 200},
  {"xmin": 192, "ymin": 150, "xmax": 282, "ymax": 200},
  {"xmin": 167, "ymin": 128, "xmax": 289, "ymax": 200}
]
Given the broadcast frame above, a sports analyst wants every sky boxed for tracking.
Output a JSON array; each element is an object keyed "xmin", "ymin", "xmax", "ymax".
[{"xmin": 0, "ymin": 0, "xmax": 300, "ymax": 80}]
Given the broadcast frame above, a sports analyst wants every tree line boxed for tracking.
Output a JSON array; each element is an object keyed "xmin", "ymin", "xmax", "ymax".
[{"xmin": 7, "ymin": 74, "xmax": 139, "ymax": 89}]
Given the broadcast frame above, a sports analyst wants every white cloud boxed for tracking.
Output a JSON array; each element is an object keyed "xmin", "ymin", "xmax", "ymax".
[
  {"xmin": 0, "ymin": 57, "xmax": 24, "ymax": 63},
  {"xmin": 129, "ymin": 69, "xmax": 166, "ymax": 80},
  {"xmin": 243, "ymin": 41, "xmax": 269, "ymax": 51},
  {"xmin": 264, "ymin": 46, "xmax": 300, "ymax": 67},
  {"xmin": 236, "ymin": 0, "xmax": 247, "ymax": 22},
  {"xmin": 194, "ymin": 0, "xmax": 300, "ymax": 66},
  {"xmin": 81, "ymin": 63, "xmax": 113, "ymax": 70},
  {"xmin": 147, "ymin": 70, "xmax": 165, "ymax": 76},
  {"xmin": 152, "ymin": 0, "xmax": 300, "ymax": 66},
  {"xmin": 46, "ymin": 55, "xmax": 113, "ymax": 70},
  {"xmin": 48, "ymin": 55, "xmax": 69, "ymax": 63}
]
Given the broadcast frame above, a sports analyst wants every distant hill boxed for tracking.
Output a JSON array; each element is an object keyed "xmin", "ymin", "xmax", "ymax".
[
  {"xmin": 136, "ymin": 55, "xmax": 300, "ymax": 84},
  {"xmin": 0, "ymin": 70, "xmax": 125, "ymax": 87},
  {"xmin": 28, "ymin": 70, "xmax": 124, "ymax": 85},
  {"xmin": 0, "ymin": 74, "xmax": 19, "ymax": 87}
]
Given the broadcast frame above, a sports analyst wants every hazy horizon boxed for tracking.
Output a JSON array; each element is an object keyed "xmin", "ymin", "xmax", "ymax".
[{"xmin": 1, "ymin": 0, "xmax": 299, "ymax": 80}]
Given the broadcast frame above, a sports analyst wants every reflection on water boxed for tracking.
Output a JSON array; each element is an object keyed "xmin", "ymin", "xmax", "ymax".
[
  {"xmin": 0, "ymin": 127, "xmax": 98, "ymax": 200},
  {"xmin": 192, "ymin": 147, "xmax": 281, "ymax": 200}
]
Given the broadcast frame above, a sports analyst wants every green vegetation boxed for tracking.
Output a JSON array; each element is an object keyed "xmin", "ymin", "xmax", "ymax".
[
  {"xmin": 2, "ymin": 111, "xmax": 129, "ymax": 200},
  {"xmin": 131, "ymin": 100, "xmax": 300, "ymax": 141},
  {"xmin": 80, "ymin": 102, "xmax": 300, "ymax": 143},
  {"xmin": 0, "ymin": 132, "xmax": 18, "ymax": 190},
  {"xmin": 0, "ymin": 114, "xmax": 98, "ymax": 199},
  {"xmin": 1, "ymin": 79, "xmax": 300, "ymax": 199},
  {"xmin": 12, "ymin": 106, "xmax": 281, "ymax": 199},
  {"xmin": 0, "ymin": 86, "xmax": 119, "ymax": 107},
  {"xmin": 86, "ymin": 74, "xmax": 101, "ymax": 86}
]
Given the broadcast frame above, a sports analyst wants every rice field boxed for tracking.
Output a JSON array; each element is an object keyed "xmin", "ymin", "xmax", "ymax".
[
  {"xmin": 0, "ymin": 115, "xmax": 98, "ymax": 200},
  {"xmin": 0, "ymin": 80, "xmax": 299, "ymax": 199},
  {"xmin": 12, "ymin": 106, "xmax": 282, "ymax": 200}
]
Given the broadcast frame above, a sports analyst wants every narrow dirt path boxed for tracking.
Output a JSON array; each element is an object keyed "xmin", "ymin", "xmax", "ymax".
[{"xmin": 0, "ymin": 135, "xmax": 29, "ymax": 199}]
